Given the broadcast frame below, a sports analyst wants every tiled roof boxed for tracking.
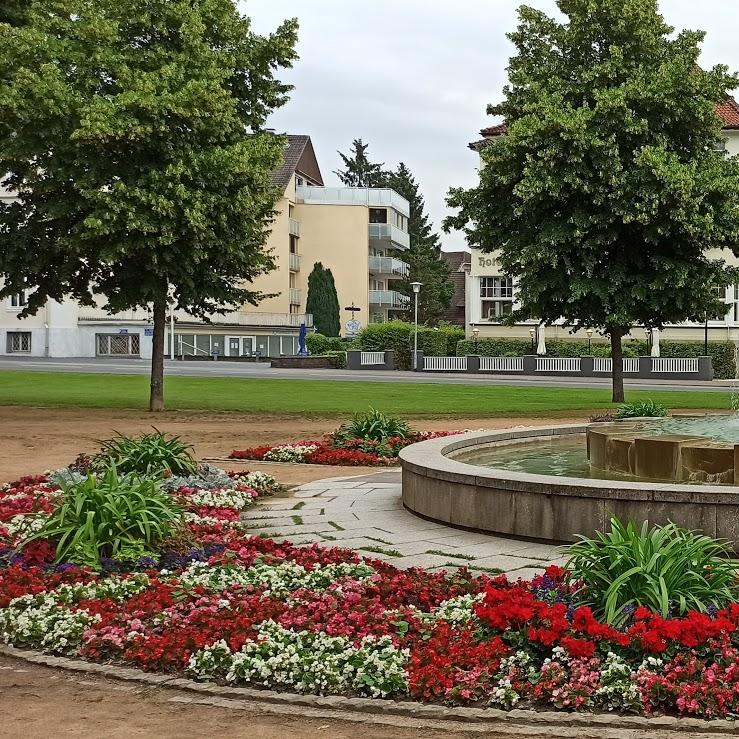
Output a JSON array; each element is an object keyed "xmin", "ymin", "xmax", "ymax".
[
  {"xmin": 270, "ymin": 135, "xmax": 324, "ymax": 191},
  {"xmin": 470, "ymin": 98, "xmax": 739, "ymax": 148}
]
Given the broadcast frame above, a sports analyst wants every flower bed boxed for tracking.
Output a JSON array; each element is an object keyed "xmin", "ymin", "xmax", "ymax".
[
  {"xmin": 230, "ymin": 431, "xmax": 458, "ymax": 466},
  {"xmin": 2, "ymin": 473, "xmax": 739, "ymax": 718}
]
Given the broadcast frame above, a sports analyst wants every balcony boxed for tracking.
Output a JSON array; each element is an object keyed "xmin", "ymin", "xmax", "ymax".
[
  {"xmin": 369, "ymin": 290, "xmax": 410, "ymax": 310},
  {"xmin": 289, "ymin": 218, "xmax": 300, "ymax": 237},
  {"xmin": 296, "ymin": 186, "xmax": 410, "ymax": 217},
  {"xmin": 368, "ymin": 256, "xmax": 410, "ymax": 278},
  {"xmin": 289, "ymin": 288, "xmax": 301, "ymax": 305},
  {"xmin": 368, "ymin": 223, "xmax": 410, "ymax": 251},
  {"xmin": 289, "ymin": 252, "xmax": 301, "ymax": 272},
  {"xmin": 78, "ymin": 307, "xmax": 313, "ymax": 328}
]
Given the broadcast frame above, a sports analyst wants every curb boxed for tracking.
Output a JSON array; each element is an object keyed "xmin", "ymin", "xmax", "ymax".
[{"xmin": 0, "ymin": 644, "xmax": 736, "ymax": 736}]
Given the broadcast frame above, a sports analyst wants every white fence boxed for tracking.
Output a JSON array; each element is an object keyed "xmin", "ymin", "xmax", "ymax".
[
  {"xmin": 360, "ymin": 351, "xmax": 386, "ymax": 366},
  {"xmin": 652, "ymin": 358, "xmax": 699, "ymax": 374},
  {"xmin": 480, "ymin": 356, "xmax": 524, "ymax": 372},
  {"xmin": 536, "ymin": 357, "xmax": 581, "ymax": 373},
  {"xmin": 423, "ymin": 356, "xmax": 468, "ymax": 371},
  {"xmin": 593, "ymin": 358, "xmax": 640, "ymax": 373}
]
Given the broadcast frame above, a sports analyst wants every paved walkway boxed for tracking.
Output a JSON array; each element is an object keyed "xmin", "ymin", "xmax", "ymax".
[{"xmin": 242, "ymin": 471, "xmax": 566, "ymax": 578}]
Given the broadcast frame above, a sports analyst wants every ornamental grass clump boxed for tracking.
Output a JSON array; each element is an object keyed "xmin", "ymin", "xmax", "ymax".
[
  {"xmin": 23, "ymin": 466, "xmax": 184, "ymax": 568},
  {"xmin": 615, "ymin": 400, "xmax": 668, "ymax": 419},
  {"xmin": 333, "ymin": 408, "xmax": 411, "ymax": 444},
  {"xmin": 565, "ymin": 518, "xmax": 739, "ymax": 626},
  {"xmin": 95, "ymin": 430, "xmax": 197, "ymax": 476}
]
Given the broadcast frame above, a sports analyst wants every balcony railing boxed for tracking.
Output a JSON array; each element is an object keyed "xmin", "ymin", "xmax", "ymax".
[
  {"xmin": 289, "ymin": 218, "xmax": 300, "ymax": 237},
  {"xmin": 368, "ymin": 255, "xmax": 410, "ymax": 278},
  {"xmin": 289, "ymin": 252, "xmax": 301, "ymax": 272},
  {"xmin": 368, "ymin": 223, "xmax": 410, "ymax": 250},
  {"xmin": 289, "ymin": 288, "xmax": 301, "ymax": 305},
  {"xmin": 369, "ymin": 290, "xmax": 410, "ymax": 309},
  {"xmin": 296, "ymin": 186, "xmax": 410, "ymax": 217},
  {"xmin": 78, "ymin": 307, "xmax": 313, "ymax": 328}
]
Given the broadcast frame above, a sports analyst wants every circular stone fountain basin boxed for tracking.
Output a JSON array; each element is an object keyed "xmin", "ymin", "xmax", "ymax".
[{"xmin": 399, "ymin": 424, "xmax": 739, "ymax": 552}]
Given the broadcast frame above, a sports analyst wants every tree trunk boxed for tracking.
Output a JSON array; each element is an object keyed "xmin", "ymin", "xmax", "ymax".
[
  {"xmin": 149, "ymin": 297, "xmax": 167, "ymax": 412},
  {"xmin": 610, "ymin": 328, "xmax": 625, "ymax": 404}
]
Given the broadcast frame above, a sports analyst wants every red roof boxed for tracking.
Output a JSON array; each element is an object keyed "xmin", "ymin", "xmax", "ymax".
[{"xmin": 473, "ymin": 98, "xmax": 739, "ymax": 147}]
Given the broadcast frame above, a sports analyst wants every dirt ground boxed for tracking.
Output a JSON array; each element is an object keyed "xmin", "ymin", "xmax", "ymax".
[{"xmin": 0, "ymin": 406, "xmax": 587, "ymax": 483}]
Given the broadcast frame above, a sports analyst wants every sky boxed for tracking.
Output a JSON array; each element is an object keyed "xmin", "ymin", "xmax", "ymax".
[{"xmin": 244, "ymin": 1, "xmax": 739, "ymax": 251}]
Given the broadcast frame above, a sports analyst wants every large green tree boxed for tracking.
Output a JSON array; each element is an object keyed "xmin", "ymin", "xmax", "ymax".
[
  {"xmin": 382, "ymin": 163, "xmax": 453, "ymax": 325},
  {"xmin": 334, "ymin": 138, "xmax": 386, "ymax": 187},
  {"xmin": 306, "ymin": 262, "xmax": 340, "ymax": 337},
  {"xmin": 445, "ymin": 0, "xmax": 739, "ymax": 402},
  {"xmin": 0, "ymin": 0, "xmax": 297, "ymax": 410}
]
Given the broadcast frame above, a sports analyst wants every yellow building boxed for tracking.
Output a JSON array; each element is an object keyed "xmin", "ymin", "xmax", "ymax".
[{"xmin": 465, "ymin": 102, "xmax": 739, "ymax": 345}]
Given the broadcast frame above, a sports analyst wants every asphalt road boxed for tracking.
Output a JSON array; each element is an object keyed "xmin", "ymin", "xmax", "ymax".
[{"xmin": 0, "ymin": 356, "xmax": 736, "ymax": 393}]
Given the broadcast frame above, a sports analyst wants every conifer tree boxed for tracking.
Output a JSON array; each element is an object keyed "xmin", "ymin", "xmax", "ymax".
[
  {"xmin": 334, "ymin": 139, "xmax": 385, "ymax": 187},
  {"xmin": 306, "ymin": 262, "xmax": 340, "ymax": 336}
]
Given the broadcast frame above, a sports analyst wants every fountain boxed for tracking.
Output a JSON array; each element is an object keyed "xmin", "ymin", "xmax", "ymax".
[{"xmin": 399, "ymin": 415, "xmax": 739, "ymax": 553}]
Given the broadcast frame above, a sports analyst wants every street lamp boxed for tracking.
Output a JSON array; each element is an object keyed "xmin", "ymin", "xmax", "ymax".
[
  {"xmin": 410, "ymin": 282, "xmax": 423, "ymax": 369},
  {"xmin": 529, "ymin": 327, "xmax": 536, "ymax": 354},
  {"xmin": 586, "ymin": 328, "xmax": 593, "ymax": 355},
  {"xmin": 644, "ymin": 327, "xmax": 651, "ymax": 353},
  {"xmin": 472, "ymin": 326, "xmax": 480, "ymax": 354}
]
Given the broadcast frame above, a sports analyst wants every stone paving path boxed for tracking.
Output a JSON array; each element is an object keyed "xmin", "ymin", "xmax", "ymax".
[{"xmin": 242, "ymin": 471, "xmax": 566, "ymax": 578}]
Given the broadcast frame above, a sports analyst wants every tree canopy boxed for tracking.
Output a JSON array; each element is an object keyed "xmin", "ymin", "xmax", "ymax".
[
  {"xmin": 0, "ymin": 0, "xmax": 298, "ymax": 409},
  {"xmin": 306, "ymin": 262, "xmax": 341, "ymax": 337},
  {"xmin": 445, "ymin": 0, "xmax": 739, "ymax": 401},
  {"xmin": 334, "ymin": 138, "xmax": 386, "ymax": 188},
  {"xmin": 383, "ymin": 163, "xmax": 453, "ymax": 325}
]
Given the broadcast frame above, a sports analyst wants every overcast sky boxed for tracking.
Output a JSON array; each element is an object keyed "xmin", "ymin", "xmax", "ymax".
[{"xmin": 244, "ymin": 1, "xmax": 738, "ymax": 251}]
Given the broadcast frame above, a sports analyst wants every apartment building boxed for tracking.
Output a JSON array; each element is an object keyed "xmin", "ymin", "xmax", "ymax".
[
  {"xmin": 0, "ymin": 135, "xmax": 410, "ymax": 358},
  {"xmin": 465, "ymin": 100, "xmax": 739, "ymax": 343}
]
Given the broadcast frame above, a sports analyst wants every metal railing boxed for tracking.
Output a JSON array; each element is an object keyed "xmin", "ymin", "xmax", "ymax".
[
  {"xmin": 369, "ymin": 290, "xmax": 410, "ymax": 309},
  {"xmin": 480, "ymin": 356, "xmax": 524, "ymax": 372},
  {"xmin": 289, "ymin": 252, "xmax": 301, "ymax": 272},
  {"xmin": 360, "ymin": 351, "xmax": 386, "ymax": 366},
  {"xmin": 368, "ymin": 256, "xmax": 410, "ymax": 278},
  {"xmin": 289, "ymin": 218, "xmax": 301, "ymax": 237},
  {"xmin": 423, "ymin": 356, "xmax": 468, "ymax": 371},
  {"xmin": 593, "ymin": 357, "xmax": 641, "ymax": 373},
  {"xmin": 536, "ymin": 357, "xmax": 581, "ymax": 373},
  {"xmin": 652, "ymin": 357, "xmax": 699, "ymax": 374},
  {"xmin": 288, "ymin": 288, "xmax": 301, "ymax": 305},
  {"xmin": 368, "ymin": 223, "xmax": 410, "ymax": 250},
  {"xmin": 296, "ymin": 186, "xmax": 410, "ymax": 217}
]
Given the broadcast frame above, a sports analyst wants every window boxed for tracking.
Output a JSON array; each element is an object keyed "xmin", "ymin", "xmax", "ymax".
[
  {"xmin": 96, "ymin": 333, "xmax": 140, "ymax": 356},
  {"xmin": 392, "ymin": 211, "xmax": 408, "ymax": 232},
  {"xmin": 9, "ymin": 291, "xmax": 27, "ymax": 309},
  {"xmin": 289, "ymin": 235, "xmax": 298, "ymax": 254},
  {"xmin": 369, "ymin": 208, "xmax": 388, "ymax": 224},
  {"xmin": 7, "ymin": 331, "xmax": 31, "ymax": 353},
  {"xmin": 481, "ymin": 300, "xmax": 513, "ymax": 320},
  {"xmin": 480, "ymin": 277, "xmax": 513, "ymax": 299}
]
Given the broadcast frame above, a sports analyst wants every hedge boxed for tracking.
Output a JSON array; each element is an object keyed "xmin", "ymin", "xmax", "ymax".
[
  {"xmin": 455, "ymin": 339, "xmax": 736, "ymax": 380},
  {"xmin": 355, "ymin": 321, "xmax": 465, "ymax": 370},
  {"xmin": 306, "ymin": 333, "xmax": 347, "ymax": 355}
]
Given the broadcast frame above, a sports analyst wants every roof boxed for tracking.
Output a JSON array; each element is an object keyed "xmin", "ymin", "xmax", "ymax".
[
  {"xmin": 469, "ymin": 97, "xmax": 739, "ymax": 148},
  {"xmin": 270, "ymin": 135, "xmax": 324, "ymax": 191}
]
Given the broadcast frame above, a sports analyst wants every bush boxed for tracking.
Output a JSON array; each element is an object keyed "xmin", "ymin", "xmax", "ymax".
[
  {"xmin": 355, "ymin": 321, "xmax": 464, "ymax": 370},
  {"xmin": 96, "ymin": 430, "xmax": 197, "ymax": 476},
  {"xmin": 333, "ymin": 408, "xmax": 411, "ymax": 443},
  {"xmin": 306, "ymin": 333, "xmax": 346, "ymax": 355},
  {"xmin": 615, "ymin": 400, "xmax": 668, "ymax": 419},
  {"xmin": 454, "ymin": 338, "xmax": 735, "ymax": 379},
  {"xmin": 24, "ymin": 467, "xmax": 183, "ymax": 568},
  {"xmin": 325, "ymin": 350, "xmax": 347, "ymax": 369},
  {"xmin": 565, "ymin": 518, "xmax": 739, "ymax": 626}
]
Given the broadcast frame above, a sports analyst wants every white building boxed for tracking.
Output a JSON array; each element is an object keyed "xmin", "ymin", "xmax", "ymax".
[{"xmin": 465, "ymin": 100, "xmax": 739, "ymax": 343}]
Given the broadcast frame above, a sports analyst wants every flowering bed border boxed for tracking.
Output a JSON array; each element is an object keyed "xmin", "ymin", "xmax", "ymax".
[{"xmin": 1, "ymin": 644, "xmax": 735, "ymax": 736}]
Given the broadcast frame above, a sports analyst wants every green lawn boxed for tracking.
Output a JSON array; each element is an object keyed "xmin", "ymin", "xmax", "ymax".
[{"xmin": 0, "ymin": 370, "xmax": 733, "ymax": 417}]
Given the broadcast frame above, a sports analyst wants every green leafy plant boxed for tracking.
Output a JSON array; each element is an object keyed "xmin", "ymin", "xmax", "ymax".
[
  {"xmin": 334, "ymin": 408, "xmax": 411, "ymax": 443},
  {"xmin": 615, "ymin": 400, "xmax": 668, "ymax": 419},
  {"xmin": 24, "ymin": 467, "xmax": 183, "ymax": 568},
  {"xmin": 96, "ymin": 430, "xmax": 197, "ymax": 476},
  {"xmin": 565, "ymin": 518, "xmax": 739, "ymax": 626}
]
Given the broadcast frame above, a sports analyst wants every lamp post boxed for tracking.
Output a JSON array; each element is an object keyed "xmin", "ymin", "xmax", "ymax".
[
  {"xmin": 529, "ymin": 327, "xmax": 535, "ymax": 354},
  {"xmin": 410, "ymin": 282, "xmax": 423, "ymax": 369},
  {"xmin": 644, "ymin": 327, "xmax": 651, "ymax": 354},
  {"xmin": 472, "ymin": 326, "xmax": 480, "ymax": 354},
  {"xmin": 704, "ymin": 314, "xmax": 709, "ymax": 356},
  {"xmin": 586, "ymin": 328, "xmax": 593, "ymax": 355}
]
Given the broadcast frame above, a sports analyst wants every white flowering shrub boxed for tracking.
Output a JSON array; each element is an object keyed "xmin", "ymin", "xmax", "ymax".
[
  {"xmin": 197, "ymin": 621, "xmax": 408, "ymax": 697},
  {"xmin": 186, "ymin": 488, "xmax": 256, "ymax": 510},
  {"xmin": 263, "ymin": 445, "xmax": 318, "ymax": 463},
  {"xmin": 235, "ymin": 471, "xmax": 280, "ymax": 493},
  {"xmin": 429, "ymin": 592, "xmax": 485, "ymax": 624},
  {"xmin": 594, "ymin": 652, "xmax": 641, "ymax": 712},
  {"xmin": 489, "ymin": 651, "xmax": 537, "ymax": 708},
  {"xmin": 2, "ymin": 514, "xmax": 49, "ymax": 538}
]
